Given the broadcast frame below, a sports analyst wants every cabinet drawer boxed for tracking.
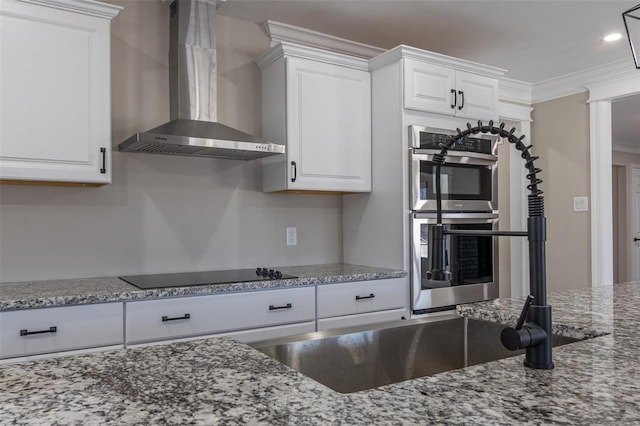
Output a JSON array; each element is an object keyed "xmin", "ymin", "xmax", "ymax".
[
  {"xmin": 125, "ymin": 286, "xmax": 315, "ymax": 344},
  {"xmin": 0, "ymin": 303, "xmax": 123, "ymax": 359},
  {"xmin": 317, "ymin": 278, "xmax": 408, "ymax": 319},
  {"xmin": 317, "ymin": 308, "xmax": 408, "ymax": 332}
]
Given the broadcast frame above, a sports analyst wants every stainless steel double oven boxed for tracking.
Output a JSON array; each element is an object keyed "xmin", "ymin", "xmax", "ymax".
[{"xmin": 410, "ymin": 125, "xmax": 499, "ymax": 315}]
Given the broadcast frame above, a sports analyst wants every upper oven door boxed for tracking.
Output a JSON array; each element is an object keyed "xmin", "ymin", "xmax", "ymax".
[
  {"xmin": 410, "ymin": 152, "xmax": 498, "ymax": 212},
  {"xmin": 409, "ymin": 125, "xmax": 498, "ymax": 212}
]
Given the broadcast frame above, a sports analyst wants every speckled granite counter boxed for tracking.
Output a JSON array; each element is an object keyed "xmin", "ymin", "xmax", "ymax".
[
  {"xmin": 0, "ymin": 263, "xmax": 406, "ymax": 310},
  {"xmin": 2, "ymin": 282, "xmax": 640, "ymax": 424}
]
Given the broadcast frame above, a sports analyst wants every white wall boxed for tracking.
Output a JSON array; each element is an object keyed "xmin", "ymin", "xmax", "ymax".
[{"xmin": 0, "ymin": 1, "xmax": 343, "ymax": 283}]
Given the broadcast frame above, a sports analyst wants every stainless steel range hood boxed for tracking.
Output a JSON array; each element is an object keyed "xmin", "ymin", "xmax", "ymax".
[{"xmin": 120, "ymin": 0, "xmax": 284, "ymax": 160}]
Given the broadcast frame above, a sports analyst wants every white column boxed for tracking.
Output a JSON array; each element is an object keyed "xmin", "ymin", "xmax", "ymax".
[{"xmin": 589, "ymin": 100, "xmax": 613, "ymax": 286}]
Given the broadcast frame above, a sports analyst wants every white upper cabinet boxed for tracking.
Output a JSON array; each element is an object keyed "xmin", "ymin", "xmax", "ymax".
[
  {"xmin": 258, "ymin": 43, "xmax": 371, "ymax": 193},
  {"xmin": 0, "ymin": 0, "xmax": 121, "ymax": 185},
  {"xmin": 404, "ymin": 58, "xmax": 499, "ymax": 121},
  {"xmin": 364, "ymin": 46, "xmax": 506, "ymax": 122},
  {"xmin": 454, "ymin": 69, "xmax": 500, "ymax": 121}
]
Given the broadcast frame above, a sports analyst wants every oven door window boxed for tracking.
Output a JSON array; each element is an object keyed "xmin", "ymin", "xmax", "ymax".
[
  {"xmin": 420, "ymin": 222, "xmax": 493, "ymax": 289},
  {"xmin": 419, "ymin": 162, "xmax": 492, "ymax": 202}
]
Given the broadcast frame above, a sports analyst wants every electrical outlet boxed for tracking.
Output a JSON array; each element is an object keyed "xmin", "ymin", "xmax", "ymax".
[
  {"xmin": 286, "ymin": 227, "xmax": 297, "ymax": 246},
  {"xmin": 573, "ymin": 196, "xmax": 589, "ymax": 212}
]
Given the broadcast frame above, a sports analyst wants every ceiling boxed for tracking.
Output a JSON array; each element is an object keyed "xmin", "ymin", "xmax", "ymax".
[
  {"xmin": 218, "ymin": 0, "xmax": 637, "ymax": 83},
  {"xmin": 218, "ymin": 0, "xmax": 639, "ymax": 146}
]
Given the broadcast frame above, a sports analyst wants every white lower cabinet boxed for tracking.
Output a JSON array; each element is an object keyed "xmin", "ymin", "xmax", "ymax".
[
  {"xmin": 0, "ymin": 303, "xmax": 123, "ymax": 359},
  {"xmin": 317, "ymin": 278, "xmax": 409, "ymax": 330},
  {"xmin": 125, "ymin": 286, "xmax": 315, "ymax": 345},
  {"xmin": 1, "ymin": 278, "xmax": 409, "ymax": 359},
  {"xmin": 317, "ymin": 308, "xmax": 408, "ymax": 331}
]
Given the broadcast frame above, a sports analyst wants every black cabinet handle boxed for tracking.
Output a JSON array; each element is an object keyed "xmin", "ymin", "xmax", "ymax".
[
  {"xmin": 269, "ymin": 303, "xmax": 292, "ymax": 311},
  {"xmin": 458, "ymin": 90, "xmax": 464, "ymax": 110},
  {"xmin": 20, "ymin": 326, "xmax": 57, "ymax": 336},
  {"xmin": 634, "ymin": 237, "xmax": 640, "ymax": 242},
  {"xmin": 355, "ymin": 293, "xmax": 375, "ymax": 301},
  {"xmin": 162, "ymin": 314, "xmax": 191, "ymax": 322},
  {"xmin": 100, "ymin": 147, "xmax": 107, "ymax": 174},
  {"xmin": 450, "ymin": 89, "xmax": 457, "ymax": 109},
  {"xmin": 291, "ymin": 161, "xmax": 297, "ymax": 182}
]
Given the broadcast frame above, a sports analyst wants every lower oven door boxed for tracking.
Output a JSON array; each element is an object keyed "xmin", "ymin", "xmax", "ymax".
[{"xmin": 411, "ymin": 212, "xmax": 499, "ymax": 315}]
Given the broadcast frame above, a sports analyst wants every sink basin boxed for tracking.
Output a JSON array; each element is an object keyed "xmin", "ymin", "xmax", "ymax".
[{"xmin": 250, "ymin": 315, "xmax": 580, "ymax": 393}]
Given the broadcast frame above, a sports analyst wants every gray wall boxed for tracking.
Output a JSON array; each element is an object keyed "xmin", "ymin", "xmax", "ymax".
[
  {"xmin": 0, "ymin": 1, "xmax": 342, "ymax": 283},
  {"xmin": 531, "ymin": 92, "xmax": 591, "ymax": 291}
]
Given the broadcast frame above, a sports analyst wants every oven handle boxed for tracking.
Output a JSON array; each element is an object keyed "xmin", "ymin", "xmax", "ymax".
[
  {"xmin": 445, "ymin": 229, "xmax": 527, "ymax": 237},
  {"xmin": 412, "ymin": 149, "xmax": 497, "ymax": 163},
  {"xmin": 412, "ymin": 212, "xmax": 499, "ymax": 220}
]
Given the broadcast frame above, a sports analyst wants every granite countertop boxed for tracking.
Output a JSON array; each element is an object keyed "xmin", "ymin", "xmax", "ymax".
[
  {"xmin": 2, "ymin": 282, "xmax": 640, "ymax": 424},
  {"xmin": 0, "ymin": 263, "xmax": 406, "ymax": 311}
]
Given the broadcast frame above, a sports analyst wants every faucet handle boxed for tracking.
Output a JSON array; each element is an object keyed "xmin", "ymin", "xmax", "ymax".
[
  {"xmin": 515, "ymin": 295, "xmax": 534, "ymax": 330},
  {"xmin": 501, "ymin": 295, "xmax": 544, "ymax": 351}
]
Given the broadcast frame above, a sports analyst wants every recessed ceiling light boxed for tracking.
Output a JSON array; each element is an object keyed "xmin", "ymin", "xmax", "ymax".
[{"xmin": 603, "ymin": 32, "xmax": 623, "ymax": 42}]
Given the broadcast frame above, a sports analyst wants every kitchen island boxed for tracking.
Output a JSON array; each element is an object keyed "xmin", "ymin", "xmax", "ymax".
[{"xmin": 1, "ymin": 282, "xmax": 639, "ymax": 424}]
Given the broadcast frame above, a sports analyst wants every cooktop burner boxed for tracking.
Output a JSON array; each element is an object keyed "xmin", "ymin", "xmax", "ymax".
[{"xmin": 119, "ymin": 268, "xmax": 297, "ymax": 290}]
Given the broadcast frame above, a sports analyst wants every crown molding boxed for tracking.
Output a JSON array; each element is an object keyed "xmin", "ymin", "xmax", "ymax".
[
  {"xmin": 256, "ymin": 42, "xmax": 370, "ymax": 71},
  {"xmin": 612, "ymin": 138, "xmax": 640, "ymax": 155},
  {"xmin": 369, "ymin": 45, "xmax": 506, "ymax": 78},
  {"xmin": 499, "ymin": 77, "xmax": 532, "ymax": 105},
  {"xmin": 10, "ymin": 0, "xmax": 122, "ymax": 19},
  {"xmin": 499, "ymin": 101, "xmax": 533, "ymax": 122},
  {"xmin": 531, "ymin": 59, "xmax": 637, "ymax": 104},
  {"xmin": 263, "ymin": 21, "xmax": 385, "ymax": 59}
]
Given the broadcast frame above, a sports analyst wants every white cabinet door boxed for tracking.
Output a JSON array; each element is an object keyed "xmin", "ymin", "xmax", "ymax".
[
  {"xmin": 403, "ymin": 58, "xmax": 498, "ymax": 121},
  {"xmin": 285, "ymin": 57, "xmax": 371, "ymax": 192},
  {"xmin": 0, "ymin": 303, "xmax": 124, "ymax": 359},
  {"xmin": 404, "ymin": 59, "xmax": 456, "ymax": 115},
  {"xmin": 260, "ymin": 47, "xmax": 371, "ymax": 194},
  {"xmin": 125, "ymin": 286, "xmax": 316, "ymax": 345},
  {"xmin": 0, "ymin": 0, "xmax": 120, "ymax": 185},
  {"xmin": 455, "ymin": 70, "xmax": 499, "ymax": 121}
]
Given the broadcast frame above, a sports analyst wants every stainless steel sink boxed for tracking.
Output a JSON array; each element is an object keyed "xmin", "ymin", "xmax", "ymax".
[{"xmin": 250, "ymin": 315, "xmax": 580, "ymax": 394}]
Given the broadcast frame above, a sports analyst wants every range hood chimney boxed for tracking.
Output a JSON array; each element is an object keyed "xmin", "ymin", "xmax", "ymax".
[{"xmin": 119, "ymin": 0, "xmax": 284, "ymax": 160}]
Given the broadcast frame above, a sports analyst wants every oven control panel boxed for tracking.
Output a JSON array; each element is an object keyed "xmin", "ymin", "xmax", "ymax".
[{"xmin": 417, "ymin": 131, "xmax": 494, "ymax": 155}]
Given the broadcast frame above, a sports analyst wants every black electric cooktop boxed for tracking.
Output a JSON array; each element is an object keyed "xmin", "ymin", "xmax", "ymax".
[{"xmin": 119, "ymin": 268, "xmax": 297, "ymax": 290}]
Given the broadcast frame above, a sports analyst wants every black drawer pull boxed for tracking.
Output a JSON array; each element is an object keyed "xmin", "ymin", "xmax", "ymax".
[
  {"xmin": 20, "ymin": 326, "xmax": 57, "ymax": 336},
  {"xmin": 162, "ymin": 314, "xmax": 191, "ymax": 322},
  {"xmin": 269, "ymin": 303, "xmax": 292, "ymax": 311},
  {"xmin": 355, "ymin": 293, "xmax": 375, "ymax": 301}
]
